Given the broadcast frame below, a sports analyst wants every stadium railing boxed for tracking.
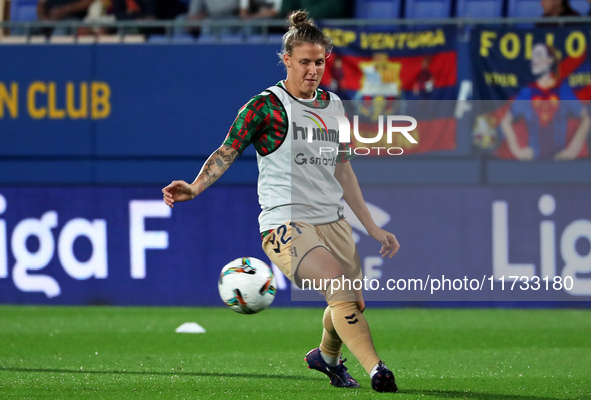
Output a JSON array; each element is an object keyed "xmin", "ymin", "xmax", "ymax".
[{"xmin": 1, "ymin": 16, "xmax": 591, "ymax": 44}]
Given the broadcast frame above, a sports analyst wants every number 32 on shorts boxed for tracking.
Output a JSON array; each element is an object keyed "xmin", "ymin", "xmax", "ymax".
[{"xmin": 269, "ymin": 222, "xmax": 303, "ymax": 254}]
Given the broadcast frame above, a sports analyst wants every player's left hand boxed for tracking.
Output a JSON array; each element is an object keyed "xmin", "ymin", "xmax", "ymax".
[{"xmin": 368, "ymin": 227, "xmax": 400, "ymax": 258}]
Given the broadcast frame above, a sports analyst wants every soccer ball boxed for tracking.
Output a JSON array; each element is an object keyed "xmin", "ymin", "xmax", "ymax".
[{"xmin": 218, "ymin": 257, "xmax": 277, "ymax": 314}]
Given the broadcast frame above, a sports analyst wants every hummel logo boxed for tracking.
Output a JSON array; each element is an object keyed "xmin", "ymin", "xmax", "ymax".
[{"xmin": 345, "ymin": 313, "xmax": 358, "ymax": 324}]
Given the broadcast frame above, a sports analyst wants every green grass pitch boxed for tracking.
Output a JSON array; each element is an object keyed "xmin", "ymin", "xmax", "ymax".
[{"xmin": 0, "ymin": 306, "xmax": 590, "ymax": 399}]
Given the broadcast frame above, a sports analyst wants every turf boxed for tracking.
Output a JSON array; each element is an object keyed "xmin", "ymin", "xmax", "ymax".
[{"xmin": 0, "ymin": 306, "xmax": 590, "ymax": 399}]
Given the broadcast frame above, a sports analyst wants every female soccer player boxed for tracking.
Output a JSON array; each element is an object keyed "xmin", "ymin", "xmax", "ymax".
[{"xmin": 162, "ymin": 10, "xmax": 400, "ymax": 393}]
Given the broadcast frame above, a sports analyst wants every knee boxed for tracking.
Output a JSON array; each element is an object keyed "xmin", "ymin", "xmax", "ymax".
[{"xmin": 324, "ymin": 275, "xmax": 358, "ymax": 303}]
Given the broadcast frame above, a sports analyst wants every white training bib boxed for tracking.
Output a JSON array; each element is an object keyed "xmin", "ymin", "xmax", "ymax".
[{"xmin": 257, "ymin": 83, "xmax": 347, "ymax": 232}]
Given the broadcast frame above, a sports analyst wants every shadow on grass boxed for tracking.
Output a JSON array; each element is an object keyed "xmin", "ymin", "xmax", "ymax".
[
  {"xmin": 1, "ymin": 366, "xmax": 324, "ymax": 381},
  {"xmin": 403, "ymin": 389, "xmax": 559, "ymax": 400}
]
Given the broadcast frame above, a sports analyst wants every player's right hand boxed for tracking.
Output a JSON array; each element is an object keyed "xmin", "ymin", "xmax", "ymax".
[
  {"xmin": 368, "ymin": 227, "xmax": 400, "ymax": 258},
  {"xmin": 162, "ymin": 180, "xmax": 196, "ymax": 208}
]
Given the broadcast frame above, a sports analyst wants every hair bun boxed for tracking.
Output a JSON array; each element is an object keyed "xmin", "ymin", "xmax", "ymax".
[
  {"xmin": 289, "ymin": 10, "xmax": 314, "ymax": 28},
  {"xmin": 280, "ymin": 9, "xmax": 333, "ymax": 60}
]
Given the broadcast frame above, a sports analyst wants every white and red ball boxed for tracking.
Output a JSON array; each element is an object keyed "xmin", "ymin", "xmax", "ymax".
[{"xmin": 218, "ymin": 257, "xmax": 277, "ymax": 314}]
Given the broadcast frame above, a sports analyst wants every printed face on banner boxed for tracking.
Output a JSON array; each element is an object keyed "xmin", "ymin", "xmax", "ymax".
[{"xmin": 471, "ymin": 28, "xmax": 591, "ymax": 161}]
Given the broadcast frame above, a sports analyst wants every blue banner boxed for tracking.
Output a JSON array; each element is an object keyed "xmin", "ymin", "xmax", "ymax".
[
  {"xmin": 0, "ymin": 185, "xmax": 589, "ymax": 305},
  {"xmin": 0, "ymin": 44, "xmax": 285, "ymax": 158},
  {"xmin": 471, "ymin": 27, "xmax": 591, "ymax": 101},
  {"xmin": 470, "ymin": 27, "xmax": 591, "ymax": 160}
]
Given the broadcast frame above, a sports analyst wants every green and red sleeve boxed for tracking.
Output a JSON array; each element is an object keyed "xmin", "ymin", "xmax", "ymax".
[
  {"xmin": 224, "ymin": 88, "xmax": 352, "ymax": 160},
  {"xmin": 223, "ymin": 93, "xmax": 290, "ymax": 156},
  {"xmin": 223, "ymin": 95, "xmax": 271, "ymax": 155}
]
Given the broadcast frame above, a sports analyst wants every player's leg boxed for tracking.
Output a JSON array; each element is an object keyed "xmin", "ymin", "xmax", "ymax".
[
  {"xmin": 319, "ymin": 297, "xmax": 364, "ymax": 364},
  {"xmin": 293, "ymin": 246, "xmax": 360, "ymax": 388},
  {"xmin": 320, "ymin": 288, "xmax": 364, "ymax": 355},
  {"xmin": 262, "ymin": 222, "xmax": 360, "ymax": 388},
  {"xmin": 320, "ymin": 305, "xmax": 342, "ymax": 362},
  {"xmin": 317, "ymin": 220, "xmax": 397, "ymax": 393},
  {"xmin": 262, "ymin": 222, "xmax": 391, "ymax": 390},
  {"xmin": 302, "ymin": 267, "xmax": 394, "ymax": 392},
  {"xmin": 296, "ymin": 247, "xmax": 378, "ymax": 371}
]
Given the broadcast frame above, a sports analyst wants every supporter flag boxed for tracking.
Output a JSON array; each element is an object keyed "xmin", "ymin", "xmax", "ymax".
[{"xmin": 321, "ymin": 26, "xmax": 458, "ymax": 155}]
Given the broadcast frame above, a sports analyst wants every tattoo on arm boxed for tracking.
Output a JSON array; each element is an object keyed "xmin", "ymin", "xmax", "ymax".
[{"xmin": 195, "ymin": 145, "xmax": 239, "ymax": 194}]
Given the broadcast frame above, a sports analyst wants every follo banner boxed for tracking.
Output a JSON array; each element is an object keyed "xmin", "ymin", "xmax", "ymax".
[{"xmin": 471, "ymin": 27, "xmax": 591, "ymax": 161}]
